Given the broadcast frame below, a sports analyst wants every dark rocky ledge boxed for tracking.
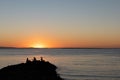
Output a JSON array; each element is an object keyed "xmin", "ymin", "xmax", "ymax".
[{"xmin": 0, "ymin": 57, "xmax": 64, "ymax": 80}]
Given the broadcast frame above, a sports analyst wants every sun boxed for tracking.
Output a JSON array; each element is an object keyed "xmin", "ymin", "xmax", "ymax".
[{"xmin": 31, "ymin": 44, "xmax": 45, "ymax": 48}]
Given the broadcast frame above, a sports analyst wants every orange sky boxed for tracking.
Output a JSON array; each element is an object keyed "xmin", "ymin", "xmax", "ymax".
[
  {"xmin": 0, "ymin": 35, "xmax": 120, "ymax": 48},
  {"xmin": 0, "ymin": 0, "xmax": 120, "ymax": 48}
]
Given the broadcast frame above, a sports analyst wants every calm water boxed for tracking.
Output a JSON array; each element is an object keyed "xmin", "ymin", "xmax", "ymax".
[{"xmin": 0, "ymin": 49, "xmax": 120, "ymax": 80}]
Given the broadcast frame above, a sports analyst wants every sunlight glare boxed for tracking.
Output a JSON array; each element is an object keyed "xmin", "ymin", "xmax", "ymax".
[{"xmin": 32, "ymin": 44, "xmax": 45, "ymax": 48}]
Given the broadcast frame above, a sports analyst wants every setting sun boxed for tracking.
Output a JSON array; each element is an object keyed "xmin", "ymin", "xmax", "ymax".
[{"xmin": 31, "ymin": 44, "xmax": 45, "ymax": 48}]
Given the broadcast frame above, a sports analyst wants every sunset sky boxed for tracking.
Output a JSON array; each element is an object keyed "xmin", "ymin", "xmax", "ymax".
[{"xmin": 0, "ymin": 0, "xmax": 120, "ymax": 48}]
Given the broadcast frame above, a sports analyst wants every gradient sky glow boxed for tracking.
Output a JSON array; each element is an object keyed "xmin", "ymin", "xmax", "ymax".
[{"xmin": 0, "ymin": 0, "xmax": 120, "ymax": 48}]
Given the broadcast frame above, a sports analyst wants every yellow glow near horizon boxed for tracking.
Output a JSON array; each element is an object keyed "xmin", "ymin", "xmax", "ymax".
[{"xmin": 31, "ymin": 44, "xmax": 45, "ymax": 48}]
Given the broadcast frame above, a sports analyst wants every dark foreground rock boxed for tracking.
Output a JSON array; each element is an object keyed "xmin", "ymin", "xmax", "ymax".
[{"xmin": 0, "ymin": 57, "xmax": 63, "ymax": 80}]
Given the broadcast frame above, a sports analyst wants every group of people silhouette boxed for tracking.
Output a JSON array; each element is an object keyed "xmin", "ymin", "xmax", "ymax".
[{"xmin": 26, "ymin": 57, "xmax": 45, "ymax": 63}]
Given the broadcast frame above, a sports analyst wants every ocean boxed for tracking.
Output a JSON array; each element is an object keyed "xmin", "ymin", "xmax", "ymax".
[{"xmin": 0, "ymin": 49, "xmax": 120, "ymax": 80}]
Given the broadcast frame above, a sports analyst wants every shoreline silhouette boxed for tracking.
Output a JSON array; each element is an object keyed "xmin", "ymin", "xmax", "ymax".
[
  {"xmin": 0, "ymin": 46, "xmax": 119, "ymax": 49},
  {"xmin": 0, "ymin": 57, "xmax": 64, "ymax": 80}
]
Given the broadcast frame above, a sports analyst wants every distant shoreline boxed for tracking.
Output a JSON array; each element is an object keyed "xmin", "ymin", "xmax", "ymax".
[{"xmin": 0, "ymin": 47, "xmax": 120, "ymax": 49}]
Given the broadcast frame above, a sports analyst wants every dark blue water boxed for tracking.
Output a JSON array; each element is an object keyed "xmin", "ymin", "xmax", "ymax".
[{"xmin": 0, "ymin": 49, "xmax": 120, "ymax": 80}]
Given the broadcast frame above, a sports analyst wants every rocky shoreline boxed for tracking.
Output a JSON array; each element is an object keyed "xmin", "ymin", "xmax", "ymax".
[{"xmin": 0, "ymin": 57, "xmax": 64, "ymax": 80}]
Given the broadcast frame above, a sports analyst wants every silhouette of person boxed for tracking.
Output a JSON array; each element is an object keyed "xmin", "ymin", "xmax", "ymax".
[
  {"xmin": 40, "ymin": 57, "xmax": 44, "ymax": 61},
  {"xmin": 33, "ymin": 57, "xmax": 37, "ymax": 62},
  {"xmin": 26, "ymin": 58, "xmax": 31, "ymax": 63}
]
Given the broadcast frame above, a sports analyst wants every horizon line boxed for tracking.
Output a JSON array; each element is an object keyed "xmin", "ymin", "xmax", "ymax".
[{"xmin": 0, "ymin": 46, "xmax": 120, "ymax": 49}]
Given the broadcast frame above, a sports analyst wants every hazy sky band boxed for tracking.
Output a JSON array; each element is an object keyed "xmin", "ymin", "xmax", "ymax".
[{"xmin": 0, "ymin": 0, "xmax": 120, "ymax": 48}]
